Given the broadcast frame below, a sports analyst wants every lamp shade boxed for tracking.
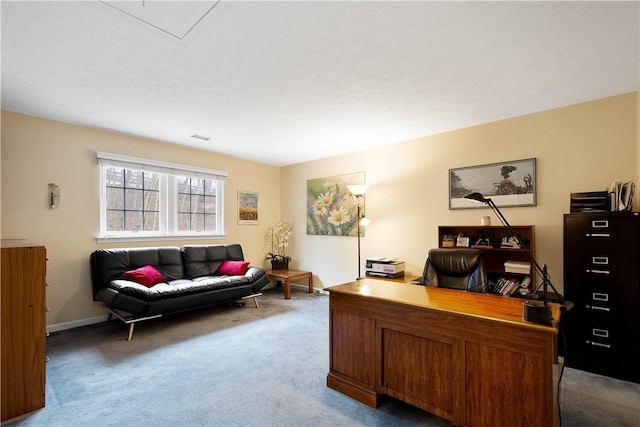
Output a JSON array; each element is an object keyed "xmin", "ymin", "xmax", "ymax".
[
  {"xmin": 464, "ymin": 192, "xmax": 489, "ymax": 203},
  {"xmin": 346, "ymin": 184, "xmax": 370, "ymax": 196}
]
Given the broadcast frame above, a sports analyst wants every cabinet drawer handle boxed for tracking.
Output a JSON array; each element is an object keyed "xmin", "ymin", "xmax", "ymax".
[
  {"xmin": 587, "ymin": 341, "xmax": 611, "ymax": 349},
  {"xmin": 586, "ymin": 233, "xmax": 611, "ymax": 238},
  {"xmin": 592, "ymin": 293, "xmax": 609, "ymax": 302},
  {"xmin": 586, "ymin": 269, "xmax": 610, "ymax": 275},
  {"xmin": 592, "ymin": 220, "xmax": 609, "ymax": 228},
  {"xmin": 586, "ymin": 305, "xmax": 610, "ymax": 312},
  {"xmin": 592, "ymin": 328, "xmax": 609, "ymax": 338},
  {"xmin": 592, "ymin": 256, "xmax": 609, "ymax": 265}
]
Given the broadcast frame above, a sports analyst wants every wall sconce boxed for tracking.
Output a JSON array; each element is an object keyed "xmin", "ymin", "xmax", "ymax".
[
  {"xmin": 347, "ymin": 184, "xmax": 370, "ymax": 279},
  {"xmin": 48, "ymin": 183, "xmax": 60, "ymax": 209}
]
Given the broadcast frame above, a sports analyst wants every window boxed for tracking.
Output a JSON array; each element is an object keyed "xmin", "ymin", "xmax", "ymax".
[
  {"xmin": 97, "ymin": 152, "xmax": 227, "ymax": 242},
  {"xmin": 105, "ymin": 168, "xmax": 161, "ymax": 232},
  {"xmin": 176, "ymin": 176, "xmax": 217, "ymax": 232}
]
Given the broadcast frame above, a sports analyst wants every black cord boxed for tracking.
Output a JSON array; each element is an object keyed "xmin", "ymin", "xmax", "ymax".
[{"xmin": 552, "ymin": 317, "xmax": 568, "ymax": 427}]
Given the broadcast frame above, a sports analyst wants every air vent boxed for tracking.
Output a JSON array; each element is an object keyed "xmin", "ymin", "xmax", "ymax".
[{"xmin": 190, "ymin": 134, "xmax": 211, "ymax": 141}]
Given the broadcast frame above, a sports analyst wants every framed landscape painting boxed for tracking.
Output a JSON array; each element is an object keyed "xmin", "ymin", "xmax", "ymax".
[
  {"xmin": 449, "ymin": 158, "xmax": 536, "ymax": 209},
  {"xmin": 237, "ymin": 191, "xmax": 259, "ymax": 224}
]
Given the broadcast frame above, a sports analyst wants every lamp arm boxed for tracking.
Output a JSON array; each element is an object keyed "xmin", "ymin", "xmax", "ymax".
[{"xmin": 485, "ymin": 198, "xmax": 572, "ymax": 311}]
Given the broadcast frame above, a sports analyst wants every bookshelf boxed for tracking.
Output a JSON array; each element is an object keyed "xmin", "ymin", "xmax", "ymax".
[{"xmin": 437, "ymin": 225, "xmax": 535, "ymax": 295}]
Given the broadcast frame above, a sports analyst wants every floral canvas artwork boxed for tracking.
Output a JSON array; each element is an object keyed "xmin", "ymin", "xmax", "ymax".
[{"xmin": 307, "ymin": 172, "xmax": 365, "ymax": 236}]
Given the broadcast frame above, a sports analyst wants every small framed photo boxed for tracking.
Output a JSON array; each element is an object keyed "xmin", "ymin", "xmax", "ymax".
[
  {"xmin": 456, "ymin": 236, "xmax": 470, "ymax": 247},
  {"xmin": 237, "ymin": 191, "xmax": 259, "ymax": 224}
]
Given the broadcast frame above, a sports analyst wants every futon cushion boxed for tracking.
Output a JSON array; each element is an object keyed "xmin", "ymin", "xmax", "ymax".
[
  {"xmin": 218, "ymin": 260, "xmax": 250, "ymax": 276},
  {"xmin": 125, "ymin": 265, "xmax": 165, "ymax": 287}
]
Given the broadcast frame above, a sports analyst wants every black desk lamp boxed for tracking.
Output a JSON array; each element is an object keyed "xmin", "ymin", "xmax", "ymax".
[{"xmin": 464, "ymin": 192, "xmax": 573, "ymax": 325}]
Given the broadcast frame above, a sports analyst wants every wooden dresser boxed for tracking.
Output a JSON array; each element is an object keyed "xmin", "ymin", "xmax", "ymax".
[{"xmin": 1, "ymin": 240, "xmax": 47, "ymax": 421}]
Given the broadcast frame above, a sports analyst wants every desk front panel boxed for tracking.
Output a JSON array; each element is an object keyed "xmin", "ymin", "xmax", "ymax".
[{"xmin": 327, "ymin": 281, "xmax": 559, "ymax": 427}]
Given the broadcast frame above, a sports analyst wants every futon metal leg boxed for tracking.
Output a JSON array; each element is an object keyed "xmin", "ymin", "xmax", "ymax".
[
  {"xmin": 105, "ymin": 308, "xmax": 161, "ymax": 341},
  {"xmin": 242, "ymin": 293, "xmax": 262, "ymax": 308}
]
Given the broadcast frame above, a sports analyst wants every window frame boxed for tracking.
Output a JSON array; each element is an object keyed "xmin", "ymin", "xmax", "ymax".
[{"xmin": 97, "ymin": 152, "xmax": 227, "ymax": 243}]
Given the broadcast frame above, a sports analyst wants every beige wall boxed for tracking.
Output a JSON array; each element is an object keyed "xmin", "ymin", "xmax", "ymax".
[
  {"xmin": 1, "ymin": 111, "xmax": 281, "ymax": 327},
  {"xmin": 1, "ymin": 91, "xmax": 637, "ymax": 328},
  {"xmin": 282, "ymin": 92, "xmax": 638, "ymax": 290}
]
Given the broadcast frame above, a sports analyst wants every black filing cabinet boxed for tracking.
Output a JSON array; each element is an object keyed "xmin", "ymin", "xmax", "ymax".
[{"xmin": 563, "ymin": 212, "xmax": 639, "ymax": 383}]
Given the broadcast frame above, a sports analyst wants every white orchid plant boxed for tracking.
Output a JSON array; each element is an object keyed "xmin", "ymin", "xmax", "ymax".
[{"xmin": 265, "ymin": 221, "xmax": 294, "ymax": 263}]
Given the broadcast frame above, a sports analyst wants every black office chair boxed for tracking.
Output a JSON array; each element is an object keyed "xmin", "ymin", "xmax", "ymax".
[{"xmin": 417, "ymin": 248, "xmax": 487, "ymax": 293}]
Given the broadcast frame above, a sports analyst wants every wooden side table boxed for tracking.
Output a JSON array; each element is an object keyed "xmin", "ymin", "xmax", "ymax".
[{"xmin": 266, "ymin": 269, "xmax": 313, "ymax": 299}]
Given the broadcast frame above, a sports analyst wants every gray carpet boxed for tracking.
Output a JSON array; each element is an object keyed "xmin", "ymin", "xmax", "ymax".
[{"xmin": 6, "ymin": 288, "xmax": 640, "ymax": 427}]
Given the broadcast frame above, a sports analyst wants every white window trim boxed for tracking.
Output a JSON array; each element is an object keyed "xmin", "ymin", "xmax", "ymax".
[
  {"xmin": 96, "ymin": 152, "xmax": 228, "ymax": 181},
  {"xmin": 96, "ymin": 152, "xmax": 227, "ymax": 243}
]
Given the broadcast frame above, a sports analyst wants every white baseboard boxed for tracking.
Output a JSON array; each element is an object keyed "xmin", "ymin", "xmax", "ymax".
[{"xmin": 47, "ymin": 315, "xmax": 110, "ymax": 333}]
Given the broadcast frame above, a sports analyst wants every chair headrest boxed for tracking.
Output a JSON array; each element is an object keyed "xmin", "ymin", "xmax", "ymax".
[{"xmin": 428, "ymin": 249, "xmax": 483, "ymax": 276}]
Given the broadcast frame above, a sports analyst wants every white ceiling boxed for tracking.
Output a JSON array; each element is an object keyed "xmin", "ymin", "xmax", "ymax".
[{"xmin": 2, "ymin": 1, "xmax": 639, "ymax": 167}]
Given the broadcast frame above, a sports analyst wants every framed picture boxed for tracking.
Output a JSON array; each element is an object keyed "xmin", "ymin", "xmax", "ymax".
[
  {"xmin": 237, "ymin": 191, "xmax": 259, "ymax": 224},
  {"xmin": 307, "ymin": 172, "xmax": 365, "ymax": 236},
  {"xmin": 449, "ymin": 158, "xmax": 536, "ymax": 210}
]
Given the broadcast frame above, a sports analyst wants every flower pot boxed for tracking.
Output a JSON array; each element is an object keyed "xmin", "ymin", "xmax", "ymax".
[{"xmin": 271, "ymin": 260, "xmax": 289, "ymax": 270}]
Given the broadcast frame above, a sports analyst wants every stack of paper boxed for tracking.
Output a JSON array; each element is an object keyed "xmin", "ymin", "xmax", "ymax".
[{"xmin": 504, "ymin": 260, "xmax": 531, "ymax": 274}]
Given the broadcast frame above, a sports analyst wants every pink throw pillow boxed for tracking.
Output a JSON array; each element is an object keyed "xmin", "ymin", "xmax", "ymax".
[
  {"xmin": 218, "ymin": 260, "xmax": 250, "ymax": 276},
  {"xmin": 125, "ymin": 265, "xmax": 165, "ymax": 287}
]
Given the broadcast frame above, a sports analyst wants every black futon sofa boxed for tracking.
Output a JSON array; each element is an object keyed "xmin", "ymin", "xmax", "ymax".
[{"xmin": 90, "ymin": 244, "xmax": 269, "ymax": 340}]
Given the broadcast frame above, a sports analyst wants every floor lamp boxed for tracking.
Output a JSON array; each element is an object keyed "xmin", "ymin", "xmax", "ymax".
[
  {"xmin": 464, "ymin": 192, "xmax": 573, "ymax": 325},
  {"xmin": 347, "ymin": 185, "xmax": 370, "ymax": 279}
]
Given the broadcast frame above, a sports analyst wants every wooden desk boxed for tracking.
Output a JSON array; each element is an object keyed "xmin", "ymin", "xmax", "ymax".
[
  {"xmin": 326, "ymin": 279, "xmax": 560, "ymax": 426},
  {"xmin": 266, "ymin": 269, "xmax": 313, "ymax": 299},
  {"xmin": 360, "ymin": 274, "xmax": 421, "ymax": 283}
]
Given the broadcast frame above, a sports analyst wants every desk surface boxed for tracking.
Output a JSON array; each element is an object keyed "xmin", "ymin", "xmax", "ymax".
[{"xmin": 327, "ymin": 278, "xmax": 560, "ymax": 333}]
